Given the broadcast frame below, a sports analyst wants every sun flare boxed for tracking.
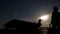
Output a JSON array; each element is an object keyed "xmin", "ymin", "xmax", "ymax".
[{"xmin": 39, "ymin": 15, "xmax": 49, "ymax": 20}]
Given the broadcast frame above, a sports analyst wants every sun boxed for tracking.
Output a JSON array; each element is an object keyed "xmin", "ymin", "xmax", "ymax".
[{"xmin": 39, "ymin": 15, "xmax": 48, "ymax": 20}]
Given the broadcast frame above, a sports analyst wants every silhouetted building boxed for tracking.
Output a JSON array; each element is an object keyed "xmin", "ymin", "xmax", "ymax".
[{"xmin": 1, "ymin": 19, "xmax": 41, "ymax": 34}]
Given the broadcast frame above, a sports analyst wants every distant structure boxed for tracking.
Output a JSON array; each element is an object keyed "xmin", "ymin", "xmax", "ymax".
[{"xmin": 1, "ymin": 19, "xmax": 42, "ymax": 34}]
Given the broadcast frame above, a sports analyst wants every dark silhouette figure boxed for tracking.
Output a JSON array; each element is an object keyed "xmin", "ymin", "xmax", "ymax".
[
  {"xmin": 51, "ymin": 7, "xmax": 60, "ymax": 29},
  {"xmin": 38, "ymin": 19, "xmax": 42, "ymax": 27},
  {"xmin": 48, "ymin": 6, "xmax": 60, "ymax": 34},
  {"xmin": 0, "ymin": 19, "xmax": 42, "ymax": 34}
]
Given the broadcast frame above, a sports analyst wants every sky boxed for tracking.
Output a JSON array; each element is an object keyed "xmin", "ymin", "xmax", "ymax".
[{"xmin": 0, "ymin": 0, "xmax": 60, "ymax": 28}]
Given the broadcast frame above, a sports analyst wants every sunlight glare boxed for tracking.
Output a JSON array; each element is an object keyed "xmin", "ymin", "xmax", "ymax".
[{"xmin": 39, "ymin": 15, "xmax": 48, "ymax": 20}]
